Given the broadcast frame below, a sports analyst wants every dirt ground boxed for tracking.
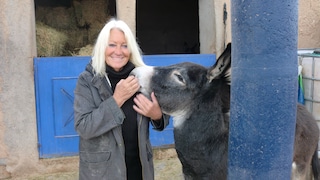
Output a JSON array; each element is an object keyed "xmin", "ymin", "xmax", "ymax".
[
  {"xmin": 8, "ymin": 148, "xmax": 183, "ymax": 180},
  {"xmin": 153, "ymin": 148, "xmax": 183, "ymax": 180}
]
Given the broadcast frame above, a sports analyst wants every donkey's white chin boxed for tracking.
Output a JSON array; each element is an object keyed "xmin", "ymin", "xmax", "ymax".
[{"xmin": 170, "ymin": 110, "xmax": 190, "ymax": 129}]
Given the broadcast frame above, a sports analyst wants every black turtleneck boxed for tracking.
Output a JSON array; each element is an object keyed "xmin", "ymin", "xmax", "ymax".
[{"xmin": 106, "ymin": 62, "xmax": 142, "ymax": 180}]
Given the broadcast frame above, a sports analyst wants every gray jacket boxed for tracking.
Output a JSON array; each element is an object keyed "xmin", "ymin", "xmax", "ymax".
[{"xmin": 74, "ymin": 63, "xmax": 169, "ymax": 180}]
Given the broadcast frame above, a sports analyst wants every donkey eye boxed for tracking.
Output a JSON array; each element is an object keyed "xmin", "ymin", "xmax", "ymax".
[{"xmin": 175, "ymin": 73, "xmax": 185, "ymax": 83}]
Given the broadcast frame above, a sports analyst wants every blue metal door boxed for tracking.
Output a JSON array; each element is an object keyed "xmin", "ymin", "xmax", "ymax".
[
  {"xmin": 34, "ymin": 57, "xmax": 89, "ymax": 158},
  {"xmin": 34, "ymin": 54, "xmax": 215, "ymax": 158}
]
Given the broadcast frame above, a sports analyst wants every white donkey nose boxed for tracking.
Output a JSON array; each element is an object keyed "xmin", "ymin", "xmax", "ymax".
[
  {"xmin": 130, "ymin": 66, "xmax": 154, "ymax": 98},
  {"xmin": 130, "ymin": 66, "xmax": 154, "ymax": 80}
]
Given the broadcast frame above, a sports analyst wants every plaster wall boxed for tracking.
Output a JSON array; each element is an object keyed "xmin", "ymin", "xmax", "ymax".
[
  {"xmin": 0, "ymin": 0, "xmax": 79, "ymax": 178},
  {"xmin": 116, "ymin": 0, "xmax": 136, "ymax": 36},
  {"xmin": 298, "ymin": 0, "xmax": 320, "ymax": 48},
  {"xmin": 199, "ymin": 0, "xmax": 231, "ymax": 57},
  {"xmin": 0, "ymin": 0, "xmax": 39, "ymax": 177}
]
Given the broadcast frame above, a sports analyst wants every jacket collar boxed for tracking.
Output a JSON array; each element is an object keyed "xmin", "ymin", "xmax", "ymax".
[{"xmin": 86, "ymin": 62, "xmax": 113, "ymax": 101}]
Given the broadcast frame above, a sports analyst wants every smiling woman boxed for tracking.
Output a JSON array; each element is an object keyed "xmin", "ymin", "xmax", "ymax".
[{"xmin": 73, "ymin": 18, "xmax": 170, "ymax": 180}]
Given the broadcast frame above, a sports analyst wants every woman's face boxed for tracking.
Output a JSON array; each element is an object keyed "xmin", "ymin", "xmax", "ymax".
[{"xmin": 105, "ymin": 28, "xmax": 131, "ymax": 72}]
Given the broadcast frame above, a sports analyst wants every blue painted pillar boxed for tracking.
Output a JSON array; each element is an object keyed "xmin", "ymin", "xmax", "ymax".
[{"xmin": 228, "ymin": 1, "xmax": 298, "ymax": 180}]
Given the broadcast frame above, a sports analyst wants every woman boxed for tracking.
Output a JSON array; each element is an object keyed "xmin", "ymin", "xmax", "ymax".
[{"xmin": 74, "ymin": 18, "xmax": 169, "ymax": 180}]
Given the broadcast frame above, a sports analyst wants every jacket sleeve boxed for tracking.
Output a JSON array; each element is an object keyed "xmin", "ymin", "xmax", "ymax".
[
  {"xmin": 73, "ymin": 73, "xmax": 125, "ymax": 140},
  {"xmin": 150, "ymin": 114, "xmax": 170, "ymax": 131}
]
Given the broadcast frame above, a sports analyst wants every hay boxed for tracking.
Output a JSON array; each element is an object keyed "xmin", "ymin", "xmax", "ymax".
[
  {"xmin": 73, "ymin": 0, "xmax": 110, "ymax": 45},
  {"xmin": 35, "ymin": 6, "xmax": 78, "ymax": 30},
  {"xmin": 36, "ymin": 22, "xmax": 68, "ymax": 57},
  {"xmin": 71, "ymin": 44, "xmax": 94, "ymax": 56},
  {"xmin": 35, "ymin": 0, "xmax": 111, "ymax": 56}
]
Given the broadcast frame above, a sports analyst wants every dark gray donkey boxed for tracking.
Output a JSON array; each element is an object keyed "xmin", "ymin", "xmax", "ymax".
[{"xmin": 131, "ymin": 43, "xmax": 320, "ymax": 180}]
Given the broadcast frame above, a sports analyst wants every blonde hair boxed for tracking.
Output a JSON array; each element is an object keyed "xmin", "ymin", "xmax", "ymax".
[{"xmin": 91, "ymin": 18, "xmax": 145, "ymax": 76}]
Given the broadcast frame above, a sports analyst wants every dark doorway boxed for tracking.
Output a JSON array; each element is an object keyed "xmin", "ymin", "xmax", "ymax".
[{"xmin": 137, "ymin": 0, "xmax": 199, "ymax": 55}]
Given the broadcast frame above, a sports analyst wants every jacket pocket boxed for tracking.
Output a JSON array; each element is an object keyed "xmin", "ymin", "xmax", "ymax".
[{"xmin": 80, "ymin": 151, "xmax": 111, "ymax": 177}]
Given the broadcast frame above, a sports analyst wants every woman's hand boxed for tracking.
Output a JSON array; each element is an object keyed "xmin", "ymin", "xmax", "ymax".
[
  {"xmin": 113, "ymin": 75, "xmax": 140, "ymax": 107},
  {"xmin": 133, "ymin": 92, "xmax": 163, "ymax": 120}
]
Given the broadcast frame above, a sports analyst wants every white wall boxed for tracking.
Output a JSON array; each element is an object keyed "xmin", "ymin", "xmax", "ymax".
[
  {"xmin": 117, "ymin": 0, "xmax": 136, "ymax": 36},
  {"xmin": 199, "ymin": 0, "xmax": 231, "ymax": 57}
]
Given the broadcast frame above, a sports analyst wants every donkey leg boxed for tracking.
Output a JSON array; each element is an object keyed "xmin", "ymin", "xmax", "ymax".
[{"xmin": 291, "ymin": 161, "xmax": 308, "ymax": 180}]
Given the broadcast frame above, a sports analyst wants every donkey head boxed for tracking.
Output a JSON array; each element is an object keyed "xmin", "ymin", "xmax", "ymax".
[{"xmin": 131, "ymin": 43, "xmax": 232, "ymax": 119}]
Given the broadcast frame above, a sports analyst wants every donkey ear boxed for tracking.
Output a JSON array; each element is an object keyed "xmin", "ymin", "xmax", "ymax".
[{"xmin": 207, "ymin": 43, "xmax": 231, "ymax": 83}]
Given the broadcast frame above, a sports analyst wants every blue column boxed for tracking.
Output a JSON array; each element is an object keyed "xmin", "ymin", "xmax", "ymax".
[{"xmin": 228, "ymin": 1, "xmax": 298, "ymax": 180}]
